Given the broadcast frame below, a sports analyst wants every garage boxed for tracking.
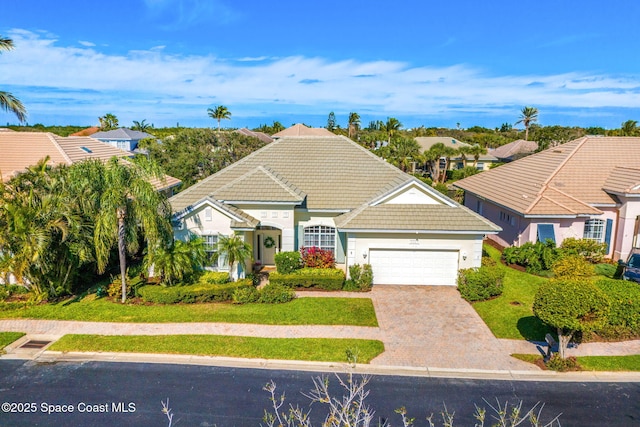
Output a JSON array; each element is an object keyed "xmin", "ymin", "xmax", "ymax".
[{"xmin": 368, "ymin": 249, "xmax": 459, "ymax": 286}]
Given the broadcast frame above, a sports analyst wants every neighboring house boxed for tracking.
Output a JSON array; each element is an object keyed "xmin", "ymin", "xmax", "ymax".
[
  {"xmin": 454, "ymin": 136, "xmax": 640, "ymax": 261},
  {"xmin": 90, "ymin": 128, "xmax": 154, "ymax": 152},
  {"xmin": 0, "ymin": 131, "xmax": 181, "ymax": 194},
  {"xmin": 235, "ymin": 128, "xmax": 274, "ymax": 144},
  {"xmin": 272, "ymin": 123, "xmax": 336, "ymax": 138},
  {"xmin": 489, "ymin": 139, "xmax": 538, "ymax": 162},
  {"xmin": 70, "ymin": 127, "xmax": 99, "ymax": 137},
  {"xmin": 169, "ymin": 125, "xmax": 500, "ymax": 286},
  {"xmin": 415, "ymin": 137, "xmax": 498, "ymax": 171}
]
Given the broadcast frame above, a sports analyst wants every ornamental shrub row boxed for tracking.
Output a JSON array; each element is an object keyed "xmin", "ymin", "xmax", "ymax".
[
  {"xmin": 457, "ymin": 266, "xmax": 505, "ymax": 302},
  {"xmin": 198, "ymin": 271, "xmax": 231, "ymax": 284},
  {"xmin": 231, "ymin": 283, "xmax": 296, "ymax": 304},
  {"xmin": 594, "ymin": 278, "xmax": 640, "ymax": 338},
  {"xmin": 269, "ymin": 268, "xmax": 345, "ymax": 291},
  {"xmin": 138, "ymin": 279, "xmax": 252, "ymax": 304}
]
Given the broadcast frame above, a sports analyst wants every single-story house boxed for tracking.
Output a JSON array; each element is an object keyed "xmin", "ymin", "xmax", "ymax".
[
  {"xmin": 489, "ymin": 139, "xmax": 538, "ymax": 162},
  {"xmin": 235, "ymin": 128, "xmax": 274, "ymax": 144},
  {"xmin": 0, "ymin": 131, "xmax": 181, "ymax": 194},
  {"xmin": 454, "ymin": 136, "xmax": 640, "ymax": 261},
  {"xmin": 169, "ymin": 125, "xmax": 500, "ymax": 286},
  {"xmin": 415, "ymin": 137, "xmax": 498, "ymax": 171},
  {"xmin": 90, "ymin": 128, "xmax": 154, "ymax": 152}
]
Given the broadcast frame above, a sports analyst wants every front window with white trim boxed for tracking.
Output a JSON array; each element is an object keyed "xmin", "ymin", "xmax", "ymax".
[
  {"xmin": 583, "ymin": 219, "xmax": 605, "ymax": 242},
  {"xmin": 303, "ymin": 225, "xmax": 336, "ymax": 252},
  {"xmin": 202, "ymin": 234, "xmax": 218, "ymax": 267}
]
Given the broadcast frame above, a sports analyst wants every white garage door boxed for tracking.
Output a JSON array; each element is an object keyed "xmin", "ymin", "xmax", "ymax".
[{"xmin": 368, "ymin": 249, "xmax": 459, "ymax": 286}]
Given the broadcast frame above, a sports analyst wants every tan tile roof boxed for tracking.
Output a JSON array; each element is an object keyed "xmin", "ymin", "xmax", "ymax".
[
  {"xmin": 235, "ymin": 128, "xmax": 274, "ymax": 144},
  {"xmin": 415, "ymin": 136, "xmax": 470, "ymax": 151},
  {"xmin": 272, "ymin": 123, "xmax": 336, "ymax": 138},
  {"xmin": 70, "ymin": 127, "xmax": 99, "ymax": 137},
  {"xmin": 215, "ymin": 166, "xmax": 305, "ymax": 202},
  {"xmin": 335, "ymin": 203, "xmax": 500, "ymax": 232},
  {"xmin": 170, "ymin": 135, "xmax": 410, "ymax": 212},
  {"xmin": 0, "ymin": 132, "xmax": 181, "ymax": 191},
  {"xmin": 489, "ymin": 139, "xmax": 538, "ymax": 160},
  {"xmin": 602, "ymin": 166, "xmax": 640, "ymax": 195},
  {"xmin": 455, "ymin": 136, "xmax": 640, "ymax": 216}
]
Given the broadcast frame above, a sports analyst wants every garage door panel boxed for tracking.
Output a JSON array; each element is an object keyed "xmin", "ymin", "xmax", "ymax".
[{"xmin": 369, "ymin": 249, "xmax": 459, "ymax": 286}]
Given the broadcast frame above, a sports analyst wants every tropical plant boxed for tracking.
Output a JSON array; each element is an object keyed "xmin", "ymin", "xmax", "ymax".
[
  {"xmin": 132, "ymin": 119, "xmax": 153, "ymax": 132},
  {"xmin": 89, "ymin": 157, "xmax": 172, "ymax": 302},
  {"xmin": 382, "ymin": 117, "xmax": 402, "ymax": 144},
  {"xmin": 0, "ymin": 35, "xmax": 26, "ymax": 122},
  {"xmin": 213, "ymin": 234, "xmax": 253, "ymax": 281},
  {"xmin": 467, "ymin": 144, "xmax": 488, "ymax": 168},
  {"xmin": 99, "ymin": 113, "xmax": 119, "ymax": 131},
  {"xmin": 207, "ymin": 105, "xmax": 231, "ymax": 130},
  {"xmin": 439, "ymin": 146, "xmax": 459, "ymax": 182},
  {"xmin": 387, "ymin": 137, "xmax": 421, "ymax": 172},
  {"xmin": 620, "ymin": 119, "xmax": 638, "ymax": 136},
  {"xmin": 326, "ymin": 111, "xmax": 337, "ymax": 131},
  {"xmin": 515, "ymin": 106, "xmax": 539, "ymax": 140},
  {"xmin": 145, "ymin": 236, "xmax": 206, "ymax": 286},
  {"xmin": 348, "ymin": 112, "xmax": 361, "ymax": 139}
]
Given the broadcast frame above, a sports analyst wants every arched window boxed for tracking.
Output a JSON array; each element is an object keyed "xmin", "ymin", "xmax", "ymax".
[{"xmin": 303, "ymin": 225, "xmax": 336, "ymax": 252}]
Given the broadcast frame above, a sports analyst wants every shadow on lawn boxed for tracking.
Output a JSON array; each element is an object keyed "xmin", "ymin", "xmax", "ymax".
[{"xmin": 517, "ymin": 316, "xmax": 551, "ymax": 342}]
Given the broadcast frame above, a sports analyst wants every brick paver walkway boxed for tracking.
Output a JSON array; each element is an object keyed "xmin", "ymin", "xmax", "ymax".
[{"xmin": 1, "ymin": 286, "xmax": 638, "ymax": 370}]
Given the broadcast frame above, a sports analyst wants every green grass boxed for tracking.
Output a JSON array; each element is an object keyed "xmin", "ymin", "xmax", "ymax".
[
  {"xmin": 512, "ymin": 353, "xmax": 640, "ymax": 371},
  {"xmin": 49, "ymin": 334, "xmax": 385, "ymax": 363},
  {"xmin": 0, "ymin": 332, "xmax": 25, "ymax": 352},
  {"xmin": 0, "ymin": 295, "xmax": 377, "ymax": 326},
  {"xmin": 473, "ymin": 245, "xmax": 551, "ymax": 341}
]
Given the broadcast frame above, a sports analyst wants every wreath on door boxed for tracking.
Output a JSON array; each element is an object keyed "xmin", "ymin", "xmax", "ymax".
[{"xmin": 264, "ymin": 236, "xmax": 276, "ymax": 248}]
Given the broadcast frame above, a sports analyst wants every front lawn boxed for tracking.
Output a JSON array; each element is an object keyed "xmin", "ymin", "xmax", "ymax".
[
  {"xmin": 49, "ymin": 334, "xmax": 385, "ymax": 363},
  {"xmin": 512, "ymin": 353, "xmax": 640, "ymax": 372},
  {"xmin": 0, "ymin": 296, "xmax": 377, "ymax": 326},
  {"xmin": 0, "ymin": 332, "xmax": 25, "ymax": 352},
  {"xmin": 473, "ymin": 245, "xmax": 551, "ymax": 341}
]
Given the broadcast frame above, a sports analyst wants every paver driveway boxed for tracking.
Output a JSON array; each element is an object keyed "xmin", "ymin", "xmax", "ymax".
[{"xmin": 365, "ymin": 285, "xmax": 536, "ymax": 370}]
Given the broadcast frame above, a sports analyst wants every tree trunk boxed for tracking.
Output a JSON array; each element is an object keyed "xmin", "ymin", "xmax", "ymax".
[
  {"xmin": 557, "ymin": 327, "xmax": 573, "ymax": 359},
  {"xmin": 117, "ymin": 207, "xmax": 127, "ymax": 303}
]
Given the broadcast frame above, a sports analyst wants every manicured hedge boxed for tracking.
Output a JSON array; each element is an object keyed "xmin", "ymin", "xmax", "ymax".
[
  {"xmin": 198, "ymin": 271, "xmax": 231, "ymax": 284},
  {"xmin": 138, "ymin": 279, "xmax": 252, "ymax": 304},
  {"xmin": 269, "ymin": 268, "xmax": 345, "ymax": 291},
  {"xmin": 594, "ymin": 278, "xmax": 640, "ymax": 338},
  {"xmin": 457, "ymin": 266, "xmax": 505, "ymax": 302}
]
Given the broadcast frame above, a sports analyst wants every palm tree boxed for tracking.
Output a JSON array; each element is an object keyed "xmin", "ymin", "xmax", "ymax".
[
  {"xmin": 132, "ymin": 119, "xmax": 153, "ymax": 132},
  {"xmin": 439, "ymin": 146, "xmax": 459, "ymax": 183},
  {"xmin": 467, "ymin": 144, "xmax": 488, "ymax": 168},
  {"xmin": 515, "ymin": 106, "xmax": 539, "ymax": 141},
  {"xmin": 213, "ymin": 234, "xmax": 253, "ymax": 281},
  {"xmin": 348, "ymin": 112, "xmax": 361, "ymax": 139},
  {"xmin": 99, "ymin": 113, "xmax": 119, "ymax": 131},
  {"xmin": 207, "ymin": 105, "xmax": 231, "ymax": 130},
  {"xmin": 91, "ymin": 157, "xmax": 172, "ymax": 302},
  {"xmin": 621, "ymin": 120, "xmax": 638, "ymax": 136},
  {"xmin": 424, "ymin": 143, "xmax": 446, "ymax": 182},
  {"xmin": 383, "ymin": 117, "xmax": 402, "ymax": 144},
  {"xmin": 0, "ymin": 36, "xmax": 26, "ymax": 122},
  {"xmin": 388, "ymin": 137, "xmax": 421, "ymax": 172},
  {"xmin": 145, "ymin": 236, "xmax": 206, "ymax": 286}
]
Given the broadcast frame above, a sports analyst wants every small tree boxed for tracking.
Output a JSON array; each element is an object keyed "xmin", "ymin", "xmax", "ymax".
[
  {"xmin": 213, "ymin": 234, "xmax": 252, "ymax": 281},
  {"xmin": 533, "ymin": 279, "xmax": 609, "ymax": 358}
]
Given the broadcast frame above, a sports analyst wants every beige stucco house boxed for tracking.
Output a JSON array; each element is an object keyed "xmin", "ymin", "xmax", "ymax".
[{"xmin": 169, "ymin": 125, "xmax": 499, "ymax": 286}]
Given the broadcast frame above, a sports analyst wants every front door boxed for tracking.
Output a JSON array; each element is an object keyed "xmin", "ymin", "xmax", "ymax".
[{"xmin": 257, "ymin": 230, "xmax": 280, "ymax": 265}]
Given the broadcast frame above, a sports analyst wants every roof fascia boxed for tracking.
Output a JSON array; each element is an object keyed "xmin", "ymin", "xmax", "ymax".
[
  {"xmin": 173, "ymin": 198, "xmax": 245, "ymax": 222},
  {"xmin": 337, "ymin": 228, "xmax": 500, "ymax": 235},
  {"xmin": 370, "ymin": 179, "xmax": 454, "ymax": 207}
]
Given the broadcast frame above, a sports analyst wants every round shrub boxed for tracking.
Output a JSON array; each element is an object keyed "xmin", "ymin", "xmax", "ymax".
[
  {"xmin": 551, "ymin": 255, "xmax": 595, "ymax": 279},
  {"xmin": 259, "ymin": 283, "xmax": 296, "ymax": 304},
  {"xmin": 457, "ymin": 266, "xmax": 505, "ymax": 302},
  {"xmin": 274, "ymin": 251, "xmax": 302, "ymax": 274},
  {"xmin": 559, "ymin": 237, "xmax": 606, "ymax": 263}
]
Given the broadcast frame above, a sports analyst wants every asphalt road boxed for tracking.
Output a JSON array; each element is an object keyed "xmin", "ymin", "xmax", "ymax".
[{"xmin": 0, "ymin": 360, "xmax": 638, "ymax": 426}]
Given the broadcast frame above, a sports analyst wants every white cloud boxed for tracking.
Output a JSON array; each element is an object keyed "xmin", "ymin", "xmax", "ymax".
[
  {"xmin": 78, "ymin": 40, "xmax": 96, "ymax": 47},
  {"xmin": 2, "ymin": 30, "xmax": 640, "ymax": 126}
]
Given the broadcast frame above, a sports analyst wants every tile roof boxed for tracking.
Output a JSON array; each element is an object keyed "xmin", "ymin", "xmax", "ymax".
[
  {"xmin": 489, "ymin": 139, "xmax": 538, "ymax": 160},
  {"xmin": 0, "ymin": 132, "xmax": 181, "ymax": 191},
  {"xmin": 235, "ymin": 128, "xmax": 274, "ymax": 144},
  {"xmin": 602, "ymin": 166, "xmax": 640, "ymax": 195},
  {"xmin": 170, "ymin": 135, "xmax": 409, "ymax": 212},
  {"xmin": 334, "ymin": 203, "xmax": 500, "ymax": 232},
  {"xmin": 455, "ymin": 136, "xmax": 640, "ymax": 216},
  {"xmin": 91, "ymin": 128, "xmax": 153, "ymax": 140},
  {"xmin": 215, "ymin": 166, "xmax": 305, "ymax": 202},
  {"xmin": 415, "ymin": 136, "xmax": 470, "ymax": 151},
  {"xmin": 272, "ymin": 123, "xmax": 336, "ymax": 138},
  {"xmin": 70, "ymin": 127, "xmax": 99, "ymax": 137}
]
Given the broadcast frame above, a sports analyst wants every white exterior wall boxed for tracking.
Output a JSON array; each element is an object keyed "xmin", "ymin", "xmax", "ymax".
[
  {"xmin": 614, "ymin": 197, "xmax": 640, "ymax": 260},
  {"xmin": 237, "ymin": 204, "xmax": 296, "ymax": 251}
]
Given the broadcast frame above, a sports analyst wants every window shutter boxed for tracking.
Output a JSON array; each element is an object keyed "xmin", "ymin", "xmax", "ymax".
[{"xmin": 604, "ymin": 219, "xmax": 613, "ymax": 254}]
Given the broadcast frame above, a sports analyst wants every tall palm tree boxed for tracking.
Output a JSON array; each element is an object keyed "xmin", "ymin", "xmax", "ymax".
[
  {"xmin": 90, "ymin": 157, "xmax": 172, "ymax": 302},
  {"xmin": 145, "ymin": 236, "xmax": 206, "ymax": 286},
  {"xmin": 388, "ymin": 137, "xmax": 421, "ymax": 172},
  {"xmin": 132, "ymin": 119, "xmax": 153, "ymax": 132},
  {"xmin": 213, "ymin": 234, "xmax": 253, "ymax": 281},
  {"xmin": 515, "ymin": 106, "xmax": 539, "ymax": 141},
  {"xmin": 383, "ymin": 117, "xmax": 402, "ymax": 144},
  {"xmin": 439, "ymin": 146, "xmax": 459, "ymax": 183},
  {"xmin": 467, "ymin": 144, "xmax": 488, "ymax": 168},
  {"xmin": 348, "ymin": 112, "xmax": 361, "ymax": 139},
  {"xmin": 0, "ymin": 36, "xmax": 26, "ymax": 122},
  {"xmin": 99, "ymin": 113, "xmax": 119, "ymax": 131},
  {"xmin": 207, "ymin": 105, "xmax": 231, "ymax": 130},
  {"xmin": 621, "ymin": 120, "xmax": 638, "ymax": 136},
  {"xmin": 424, "ymin": 143, "xmax": 446, "ymax": 182}
]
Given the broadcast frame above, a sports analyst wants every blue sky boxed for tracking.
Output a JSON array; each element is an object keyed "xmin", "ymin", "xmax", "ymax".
[{"xmin": 2, "ymin": 0, "xmax": 640, "ymax": 129}]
